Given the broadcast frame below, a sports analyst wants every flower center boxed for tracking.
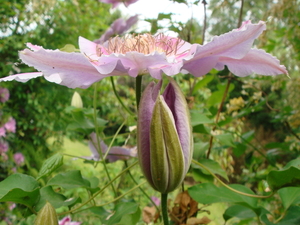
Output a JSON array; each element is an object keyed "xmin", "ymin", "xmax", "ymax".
[{"xmin": 97, "ymin": 33, "xmax": 186, "ymax": 57}]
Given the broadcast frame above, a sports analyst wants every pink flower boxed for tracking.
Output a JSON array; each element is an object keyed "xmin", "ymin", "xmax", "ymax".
[
  {"xmin": 99, "ymin": 0, "xmax": 139, "ymax": 8},
  {"xmin": 4, "ymin": 117, "xmax": 16, "ymax": 133},
  {"xmin": 94, "ymin": 15, "xmax": 138, "ymax": 44},
  {"xmin": 0, "ymin": 21, "xmax": 288, "ymax": 89},
  {"xmin": 0, "ymin": 141, "xmax": 8, "ymax": 153},
  {"xmin": 87, "ymin": 132, "xmax": 137, "ymax": 163},
  {"xmin": 0, "ymin": 87, "xmax": 9, "ymax": 103},
  {"xmin": 0, "ymin": 127, "xmax": 6, "ymax": 137},
  {"xmin": 59, "ymin": 216, "xmax": 81, "ymax": 225},
  {"xmin": 13, "ymin": 152, "xmax": 25, "ymax": 166}
]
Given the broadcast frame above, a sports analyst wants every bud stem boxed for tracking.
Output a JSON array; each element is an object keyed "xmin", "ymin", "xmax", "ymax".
[
  {"xmin": 135, "ymin": 75, "xmax": 143, "ymax": 109},
  {"xmin": 161, "ymin": 193, "xmax": 169, "ymax": 225}
]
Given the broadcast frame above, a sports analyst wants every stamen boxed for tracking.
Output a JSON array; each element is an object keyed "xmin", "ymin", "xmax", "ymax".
[{"xmin": 96, "ymin": 33, "xmax": 186, "ymax": 57}]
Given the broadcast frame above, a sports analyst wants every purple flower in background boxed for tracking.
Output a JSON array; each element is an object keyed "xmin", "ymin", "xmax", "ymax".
[
  {"xmin": 4, "ymin": 117, "xmax": 16, "ymax": 133},
  {"xmin": 94, "ymin": 15, "xmax": 138, "ymax": 44},
  {"xmin": 0, "ymin": 141, "xmax": 8, "ymax": 153},
  {"xmin": 59, "ymin": 216, "xmax": 81, "ymax": 225},
  {"xmin": 0, "ymin": 21, "xmax": 288, "ymax": 89},
  {"xmin": 0, "ymin": 87, "xmax": 9, "ymax": 103},
  {"xmin": 99, "ymin": 0, "xmax": 139, "ymax": 8},
  {"xmin": 13, "ymin": 152, "xmax": 25, "ymax": 166},
  {"xmin": 0, "ymin": 127, "xmax": 6, "ymax": 137},
  {"xmin": 151, "ymin": 196, "xmax": 161, "ymax": 206},
  {"xmin": 87, "ymin": 132, "xmax": 137, "ymax": 163}
]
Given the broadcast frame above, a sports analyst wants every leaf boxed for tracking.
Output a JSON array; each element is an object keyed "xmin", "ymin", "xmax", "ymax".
[
  {"xmin": 47, "ymin": 170, "xmax": 91, "ymax": 189},
  {"xmin": 106, "ymin": 202, "xmax": 139, "ymax": 225},
  {"xmin": 37, "ymin": 153, "xmax": 63, "ymax": 180},
  {"xmin": 215, "ymin": 133, "xmax": 236, "ymax": 147},
  {"xmin": 192, "ymin": 75, "xmax": 214, "ymax": 94},
  {"xmin": 119, "ymin": 207, "xmax": 141, "ymax": 225},
  {"xmin": 193, "ymin": 159, "xmax": 229, "ymax": 181},
  {"xmin": 188, "ymin": 183, "xmax": 257, "ymax": 208},
  {"xmin": 223, "ymin": 204, "xmax": 256, "ymax": 221},
  {"xmin": 260, "ymin": 206, "xmax": 300, "ymax": 225},
  {"xmin": 35, "ymin": 186, "xmax": 68, "ymax": 211},
  {"xmin": 278, "ymin": 187, "xmax": 300, "ymax": 210},
  {"xmin": 191, "ymin": 112, "xmax": 213, "ymax": 126},
  {"xmin": 0, "ymin": 174, "xmax": 40, "ymax": 208},
  {"xmin": 89, "ymin": 206, "xmax": 110, "ymax": 222},
  {"xmin": 267, "ymin": 166, "xmax": 300, "ymax": 191}
]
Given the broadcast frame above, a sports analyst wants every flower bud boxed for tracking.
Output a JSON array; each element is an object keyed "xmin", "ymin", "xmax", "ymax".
[
  {"xmin": 137, "ymin": 78, "xmax": 193, "ymax": 193},
  {"xmin": 34, "ymin": 201, "xmax": 58, "ymax": 225},
  {"xmin": 71, "ymin": 91, "xmax": 83, "ymax": 108}
]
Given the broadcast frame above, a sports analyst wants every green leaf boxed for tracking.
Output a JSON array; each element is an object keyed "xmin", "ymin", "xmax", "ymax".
[
  {"xmin": 119, "ymin": 207, "xmax": 141, "ymax": 225},
  {"xmin": 47, "ymin": 170, "xmax": 91, "ymax": 189},
  {"xmin": 35, "ymin": 186, "xmax": 66, "ymax": 211},
  {"xmin": 37, "ymin": 153, "xmax": 63, "ymax": 180},
  {"xmin": 192, "ymin": 75, "xmax": 214, "ymax": 94},
  {"xmin": 223, "ymin": 205, "xmax": 256, "ymax": 221},
  {"xmin": 193, "ymin": 159, "xmax": 229, "ymax": 181},
  {"xmin": 191, "ymin": 112, "xmax": 213, "ymax": 126},
  {"xmin": 188, "ymin": 183, "xmax": 257, "ymax": 208},
  {"xmin": 0, "ymin": 174, "xmax": 40, "ymax": 208},
  {"xmin": 267, "ymin": 166, "xmax": 300, "ymax": 191},
  {"xmin": 260, "ymin": 206, "xmax": 300, "ymax": 225},
  {"xmin": 207, "ymin": 83, "xmax": 235, "ymax": 107},
  {"xmin": 106, "ymin": 202, "xmax": 139, "ymax": 225},
  {"xmin": 193, "ymin": 124, "xmax": 211, "ymax": 134},
  {"xmin": 278, "ymin": 187, "xmax": 300, "ymax": 210},
  {"xmin": 215, "ymin": 133, "xmax": 236, "ymax": 147},
  {"xmin": 193, "ymin": 142, "xmax": 209, "ymax": 159},
  {"xmin": 90, "ymin": 206, "xmax": 111, "ymax": 222}
]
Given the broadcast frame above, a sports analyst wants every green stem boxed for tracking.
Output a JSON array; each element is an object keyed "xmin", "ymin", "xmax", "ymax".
[
  {"xmin": 93, "ymin": 83, "xmax": 117, "ymax": 197},
  {"xmin": 135, "ymin": 75, "xmax": 143, "ymax": 109},
  {"xmin": 124, "ymin": 161, "xmax": 161, "ymax": 216},
  {"xmin": 58, "ymin": 161, "xmax": 138, "ymax": 216},
  {"xmin": 110, "ymin": 76, "xmax": 134, "ymax": 116},
  {"xmin": 161, "ymin": 193, "xmax": 169, "ymax": 225},
  {"xmin": 73, "ymin": 181, "xmax": 147, "ymax": 214},
  {"xmin": 192, "ymin": 159, "xmax": 274, "ymax": 199},
  {"xmin": 103, "ymin": 119, "xmax": 126, "ymax": 161}
]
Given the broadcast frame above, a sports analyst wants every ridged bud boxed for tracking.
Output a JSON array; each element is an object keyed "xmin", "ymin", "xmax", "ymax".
[
  {"xmin": 34, "ymin": 201, "xmax": 58, "ymax": 225},
  {"xmin": 137, "ymin": 78, "xmax": 193, "ymax": 193},
  {"xmin": 71, "ymin": 91, "xmax": 83, "ymax": 108}
]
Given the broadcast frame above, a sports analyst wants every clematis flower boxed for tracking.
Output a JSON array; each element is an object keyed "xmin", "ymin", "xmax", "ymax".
[
  {"xmin": 13, "ymin": 152, "xmax": 25, "ymax": 166},
  {"xmin": 0, "ymin": 21, "xmax": 288, "ymax": 89},
  {"xmin": 59, "ymin": 216, "xmax": 81, "ymax": 225},
  {"xmin": 99, "ymin": 0, "xmax": 139, "ymax": 8},
  {"xmin": 94, "ymin": 15, "xmax": 138, "ymax": 44},
  {"xmin": 4, "ymin": 117, "xmax": 16, "ymax": 133},
  {"xmin": 86, "ymin": 132, "xmax": 137, "ymax": 163},
  {"xmin": 137, "ymin": 78, "xmax": 193, "ymax": 193},
  {"xmin": 0, "ymin": 87, "xmax": 10, "ymax": 103}
]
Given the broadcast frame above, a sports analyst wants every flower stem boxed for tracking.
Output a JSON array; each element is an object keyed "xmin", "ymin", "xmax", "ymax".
[
  {"xmin": 93, "ymin": 83, "xmax": 117, "ymax": 197},
  {"xmin": 110, "ymin": 76, "xmax": 134, "ymax": 116},
  {"xmin": 161, "ymin": 193, "xmax": 169, "ymax": 225},
  {"xmin": 135, "ymin": 75, "xmax": 143, "ymax": 109}
]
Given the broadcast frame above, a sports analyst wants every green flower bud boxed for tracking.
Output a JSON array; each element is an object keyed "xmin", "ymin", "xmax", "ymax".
[
  {"xmin": 34, "ymin": 202, "xmax": 58, "ymax": 225},
  {"xmin": 137, "ymin": 78, "xmax": 193, "ymax": 193}
]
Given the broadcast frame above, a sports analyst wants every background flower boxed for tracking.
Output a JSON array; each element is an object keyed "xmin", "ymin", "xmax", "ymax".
[
  {"xmin": 13, "ymin": 153, "xmax": 25, "ymax": 166},
  {"xmin": 0, "ymin": 88, "xmax": 9, "ymax": 103},
  {"xmin": 99, "ymin": 0, "xmax": 139, "ymax": 8}
]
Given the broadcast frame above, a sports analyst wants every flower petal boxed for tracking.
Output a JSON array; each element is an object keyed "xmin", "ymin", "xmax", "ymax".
[
  {"xmin": 18, "ymin": 44, "xmax": 105, "ymax": 88},
  {"xmin": 137, "ymin": 80, "xmax": 162, "ymax": 187},
  {"xmin": 182, "ymin": 21, "xmax": 267, "ymax": 76},
  {"xmin": 0, "ymin": 72, "xmax": 43, "ymax": 83},
  {"xmin": 216, "ymin": 48, "xmax": 289, "ymax": 76},
  {"xmin": 162, "ymin": 78, "xmax": 193, "ymax": 174}
]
